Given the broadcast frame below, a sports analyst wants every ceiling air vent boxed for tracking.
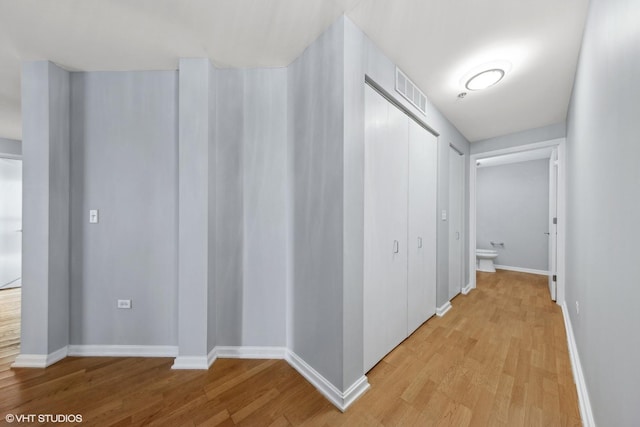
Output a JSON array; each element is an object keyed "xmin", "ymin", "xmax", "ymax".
[{"xmin": 395, "ymin": 67, "xmax": 427, "ymax": 116}]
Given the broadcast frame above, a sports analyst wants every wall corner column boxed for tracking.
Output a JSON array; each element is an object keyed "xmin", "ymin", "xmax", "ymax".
[
  {"xmin": 14, "ymin": 60, "xmax": 70, "ymax": 368},
  {"xmin": 174, "ymin": 58, "xmax": 216, "ymax": 369}
]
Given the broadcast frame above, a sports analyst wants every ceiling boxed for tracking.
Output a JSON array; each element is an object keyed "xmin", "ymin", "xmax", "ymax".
[{"xmin": 0, "ymin": 0, "xmax": 588, "ymax": 142}]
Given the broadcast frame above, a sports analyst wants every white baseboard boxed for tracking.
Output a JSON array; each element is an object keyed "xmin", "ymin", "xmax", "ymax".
[
  {"xmin": 436, "ymin": 301, "xmax": 452, "ymax": 317},
  {"xmin": 215, "ymin": 346, "xmax": 287, "ymax": 359},
  {"xmin": 461, "ymin": 283, "xmax": 472, "ymax": 295},
  {"xmin": 172, "ymin": 355, "xmax": 209, "ymax": 370},
  {"xmin": 207, "ymin": 346, "xmax": 217, "ymax": 368},
  {"xmin": 560, "ymin": 302, "xmax": 595, "ymax": 427},
  {"xmin": 11, "ymin": 346, "xmax": 68, "ymax": 368},
  {"xmin": 494, "ymin": 265, "xmax": 550, "ymax": 276},
  {"xmin": 68, "ymin": 345, "xmax": 178, "ymax": 358},
  {"xmin": 285, "ymin": 350, "xmax": 369, "ymax": 412}
]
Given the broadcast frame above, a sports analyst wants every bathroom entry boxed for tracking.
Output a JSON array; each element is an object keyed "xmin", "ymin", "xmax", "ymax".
[{"xmin": 471, "ymin": 142, "xmax": 563, "ymax": 302}]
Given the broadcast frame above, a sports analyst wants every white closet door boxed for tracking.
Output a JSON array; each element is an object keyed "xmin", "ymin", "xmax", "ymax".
[
  {"xmin": 448, "ymin": 147, "xmax": 465, "ymax": 299},
  {"xmin": 364, "ymin": 85, "xmax": 409, "ymax": 372},
  {"xmin": 407, "ymin": 120, "xmax": 438, "ymax": 334}
]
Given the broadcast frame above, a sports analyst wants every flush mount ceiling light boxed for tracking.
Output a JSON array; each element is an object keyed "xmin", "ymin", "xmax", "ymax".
[
  {"xmin": 465, "ymin": 68, "xmax": 505, "ymax": 91},
  {"xmin": 458, "ymin": 60, "xmax": 512, "ymax": 93}
]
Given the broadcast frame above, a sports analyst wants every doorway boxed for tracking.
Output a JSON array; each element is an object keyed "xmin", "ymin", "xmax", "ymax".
[
  {"xmin": 0, "ymin": 157, "xmax": 22, "ymax": 361},
  {"xmin": 469, "ymin": 139, "xmax": 565, "ymax": 303}
]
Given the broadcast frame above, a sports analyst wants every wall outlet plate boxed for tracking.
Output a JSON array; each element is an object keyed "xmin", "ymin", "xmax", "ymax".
[
  {"xmin": 89, "ymin": 209, "xmax": 99, "ymax": 224},
  {"xmin": 117, "ymin": 299, "xmax": 132, "ymax": 309}
]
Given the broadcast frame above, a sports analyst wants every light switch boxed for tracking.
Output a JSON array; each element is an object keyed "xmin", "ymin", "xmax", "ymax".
[
  {"xmin": 89, "ymin": 209, "xmax": 99, "ymax": 224},
  {"xmin": 441, "ymin": 210, "xmax": 447, "ymax": 221}
]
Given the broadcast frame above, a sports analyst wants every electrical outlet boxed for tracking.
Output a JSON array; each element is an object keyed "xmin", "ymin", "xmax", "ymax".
[
  {"xmin": 575, "ymin": 301, "xmax": 579, "ymax": 314},
  {"xmin": 117, "ymin": 299, "xmax": 132, "ymax": 309}
]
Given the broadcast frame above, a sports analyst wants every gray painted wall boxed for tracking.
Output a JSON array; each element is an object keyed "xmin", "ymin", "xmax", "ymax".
[
  {"xmin": 477, "ymin": 160, "xmax": 549, "ymax": 271},
  {"xmin": 177, "ymin": 59, "xmax": 213, "ymax": 357},
  {"xmin": 289, "ymin": 18, "xmax": 345, "ymax": 389},
  {"xmin": 342, "ymin": 17, "xmax": 365, "ymax": 390},
  {"xmin": 0, "ymin": 137, "xmax": 21, "ymax": 157},
  {"xmin": 21, "ymin": 61, "xmax": 70, "ymax": 354},
  {"xmin": 214, "ymin": 69, "xmax": 244, "ymax": 346},
  {"xmin": 207, "ymin": 63, "xmax": 217, "ymax": 353},
  {"xmin": 47, "ymin": 63, "xmax": 71, "ymax": 353},
  {"xmin": 565, "ymin": 0, "xmax": 640, "ymax": 424},
  {"xmin": 215, "ymin": 67, "xmax": 289, "ymax": 348},
  {"xmin": 471, "ymin": 122, "xmax": 565, "ymax": 155},
  {"xmin": 242, "ymin": 68, "xmax": 288, "ymax": 346},
  {"xmin": 70, "ymin": 71, "xmax": 178, "ymax": 346}
]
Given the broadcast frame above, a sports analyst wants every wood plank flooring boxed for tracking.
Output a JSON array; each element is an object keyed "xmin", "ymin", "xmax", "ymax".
[{"xmin": 0, "ymin": 271, "xmax": 581, "ymax": 426}]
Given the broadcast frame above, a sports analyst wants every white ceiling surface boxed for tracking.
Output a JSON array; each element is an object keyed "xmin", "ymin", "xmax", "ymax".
[{"xmin": 0, "ymin": 0, "xmax": 588, "ymax": 142}]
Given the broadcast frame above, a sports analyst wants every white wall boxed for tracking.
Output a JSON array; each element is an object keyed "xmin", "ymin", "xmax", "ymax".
[
  {"xmin": 477, "ymin": 159, "xmax": 549, "ymax": 271},
  {"xmin": 565, "ymin": 0, "xmax": 640, "ymax": 424}
]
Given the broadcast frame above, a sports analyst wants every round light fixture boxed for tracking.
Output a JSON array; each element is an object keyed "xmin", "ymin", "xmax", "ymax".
[{"xmin": 465, "ymin": 68, "xmax": 505, "ymax": 91}]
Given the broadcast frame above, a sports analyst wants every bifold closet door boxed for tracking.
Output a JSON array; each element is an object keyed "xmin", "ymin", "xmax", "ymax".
[
  {"xmin": 407, "ymin": 119, "xmax": 437, "ymax": 334},
  {"xmin": 364, "ymin": 84, "xmax": 409, "ymax": 373}
]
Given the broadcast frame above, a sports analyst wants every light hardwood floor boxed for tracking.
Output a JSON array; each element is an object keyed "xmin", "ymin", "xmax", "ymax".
[{"xmin": 0, "ymin": 271, "xmax": 581, "ymax": 426}]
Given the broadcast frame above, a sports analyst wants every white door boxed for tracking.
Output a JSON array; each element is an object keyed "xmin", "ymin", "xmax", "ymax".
[
  {"xmin": 0, "ymin": 158, "xmax": 22, "ymax": 289},
  {"xmin": 548, "ymin": 149, "xmax": 558, "ymax": 300},
  {"xmin": 448, "ymin": 147, "xmax": 464, "ymax": 300},
  {"xmin": 364, "ymin": 85, "xmax": 409, "ymax": 372},
  {"xmin": 407, "ymin": 119, "xmax": 437, "ymax": 334}
]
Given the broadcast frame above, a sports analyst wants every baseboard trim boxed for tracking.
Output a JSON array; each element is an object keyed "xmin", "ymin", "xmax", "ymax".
[
  {"xmin": 172, "ymin": 355, "xmax": 210, "ymax": 370},
  {"xmin": 436, "ymin": 301, "xmax": 452, "ymax": 317},
  {"xmin": 68, "ymin": 345, "xmax": 178, "ymax": 358},
  {"xmin": 12, "ymin": 346, "xmax": 68, "ymax": 368},
  {"xmin": 215, "ymin": 346, "xmax": 287, "ymax": 360},
  {"xmin": 285, "ymin": 350, "xmax": 369, "ymax": 412},
  {"xmin": 560, "ymin": 302, "xmax": 595, "ymax": 427},
  {"xmin": 461, "ymin": 283, "xmax": 472, "ymax": 295},
  {"xmin": 207, "ymin": 347, "xmax": 217, "ymax": 368},
  {"xmin": 494, "ymin": 265, "xmax": 550, "ymax": 276}
]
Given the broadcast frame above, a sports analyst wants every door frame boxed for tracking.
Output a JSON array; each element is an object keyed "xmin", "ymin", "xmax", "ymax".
[
  {"xmin": 448, "ymin": 144, "xmax": 465, "ymax": 299},
  {"xmin": 468, "ymin": 138, "xmax": 566, "ymax": 304}
]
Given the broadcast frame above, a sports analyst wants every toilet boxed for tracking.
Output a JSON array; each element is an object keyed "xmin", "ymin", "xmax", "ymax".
[{"xmin": 476, "ymin": 249, "xmax": 499, "ymax": 272}]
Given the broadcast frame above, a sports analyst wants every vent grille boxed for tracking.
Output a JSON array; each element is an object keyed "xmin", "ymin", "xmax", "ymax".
[{"xmin": 395, "ymin": 68, "xmax": 427, "ymax": 116}]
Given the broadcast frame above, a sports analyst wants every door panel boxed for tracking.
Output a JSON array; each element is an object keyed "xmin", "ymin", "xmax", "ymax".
[
  {"xmin": 448, "ymin": 148, "xmax": 464, "ymax": 300},
  {"xmin": 364, "ymin": 85, "xmax": 409, "ymax": 372},
  {"xmin": 407, "ymin": 120, "xmax": 437, "ymax": 334}
]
